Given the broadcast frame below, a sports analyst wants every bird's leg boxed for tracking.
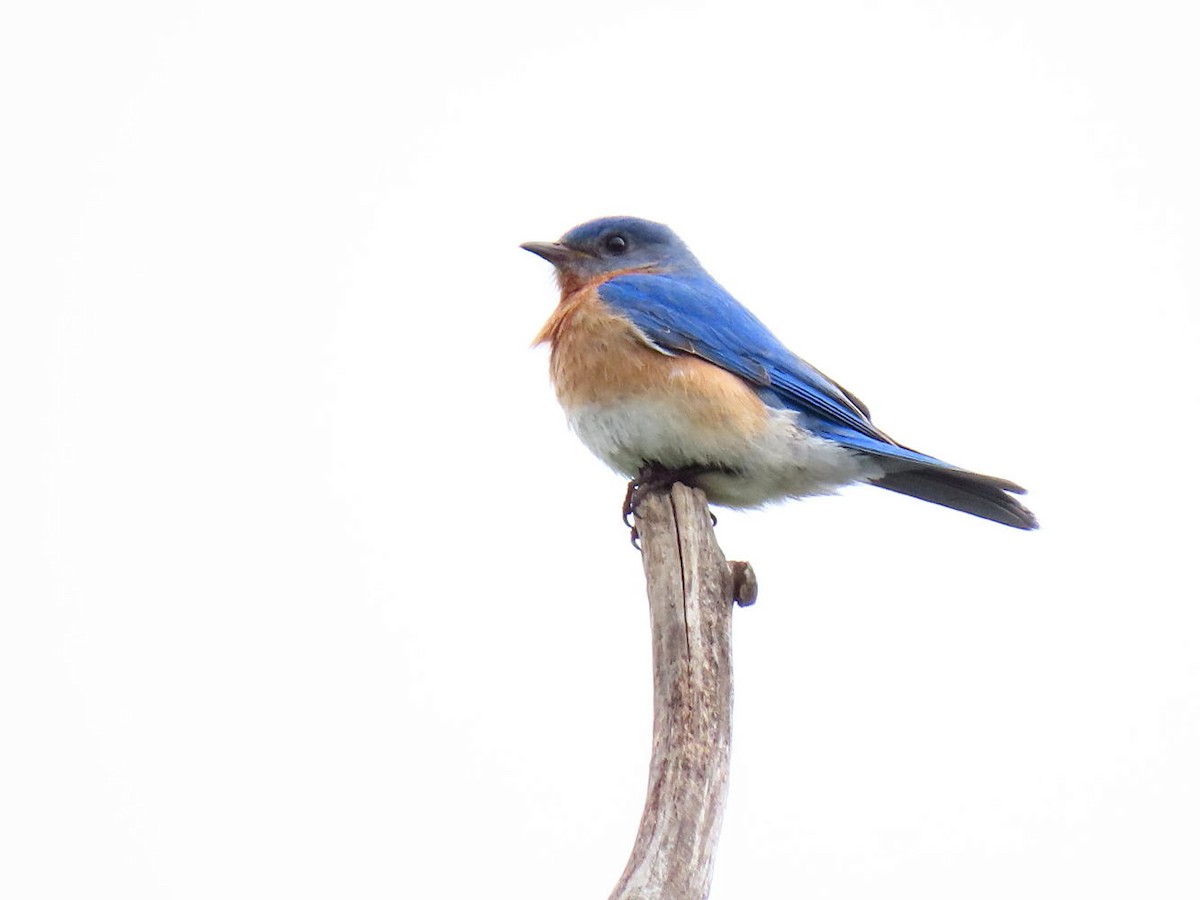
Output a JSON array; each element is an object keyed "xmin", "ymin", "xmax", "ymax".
[{"xmin": 624, "ymin": 462, "xmax": 718, "ymax": 547}]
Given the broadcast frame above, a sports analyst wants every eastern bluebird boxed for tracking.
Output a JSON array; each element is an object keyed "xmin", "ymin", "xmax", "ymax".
[{"xmin": 523, "ymin": 217, "xmax": 1037, "ymax": 530}]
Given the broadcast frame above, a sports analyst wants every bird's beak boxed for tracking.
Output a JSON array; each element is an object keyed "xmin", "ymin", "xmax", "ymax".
[{"xmin": 520, "ymin": 241, "xmax": 589, "ymax": 267}]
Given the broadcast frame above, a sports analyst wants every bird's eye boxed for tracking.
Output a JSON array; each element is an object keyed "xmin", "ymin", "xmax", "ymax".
[{"xmin": 604, "ymin": 234, "xmax": 628, "ymax": 255}]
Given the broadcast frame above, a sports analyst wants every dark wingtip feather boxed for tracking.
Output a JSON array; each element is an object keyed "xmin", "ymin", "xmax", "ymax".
[{"xmin": 872, "ymin": 469, "xmax": 1039, "ymax": 530}]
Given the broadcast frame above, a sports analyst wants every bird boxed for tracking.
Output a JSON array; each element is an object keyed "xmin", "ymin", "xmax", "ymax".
[{"xmin": 522, "ymin": 216, "xmax": 1037, "ymax": 531}]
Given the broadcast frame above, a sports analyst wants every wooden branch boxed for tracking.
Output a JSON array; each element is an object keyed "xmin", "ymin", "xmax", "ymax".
[{"xmin": 609, "ymin": 483, "xmax": 756, "ymax": 900}]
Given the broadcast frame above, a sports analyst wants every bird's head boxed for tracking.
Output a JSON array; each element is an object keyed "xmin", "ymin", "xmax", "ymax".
[{"xmin": 522, "ymin": 216, "xmax": 700, "ymax": 294}]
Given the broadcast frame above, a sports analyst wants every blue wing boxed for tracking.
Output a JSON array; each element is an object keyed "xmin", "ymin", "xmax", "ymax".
[{"xmin": 598, "ymin": 271, "xmax": 951, "ymax": 470}]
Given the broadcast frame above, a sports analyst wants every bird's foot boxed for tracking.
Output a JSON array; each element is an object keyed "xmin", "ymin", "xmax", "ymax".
[{"xmin": 623, "ymin": 463, "xmax": 716, "ymax": 548}]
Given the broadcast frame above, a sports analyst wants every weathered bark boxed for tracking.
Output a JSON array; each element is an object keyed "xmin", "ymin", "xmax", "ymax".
[{"xmin": 609, "ymin": 483, "xmax": 756, "ymax": 900}]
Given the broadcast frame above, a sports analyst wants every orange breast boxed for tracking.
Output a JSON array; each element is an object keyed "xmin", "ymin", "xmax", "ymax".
[{"xmin": 534, "ymin": 288, "xmax": 769, "ymax": 436}]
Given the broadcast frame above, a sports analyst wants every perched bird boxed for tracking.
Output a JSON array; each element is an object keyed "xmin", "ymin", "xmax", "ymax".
[{"xmin": 523, "ymin": 217, "xmax": 1037, "ymax": 530}]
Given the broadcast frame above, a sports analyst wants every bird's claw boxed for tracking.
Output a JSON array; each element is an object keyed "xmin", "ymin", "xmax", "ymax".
[
  {"xmin": 622, "ymin": 475, "xmax": 643, "ymax": 528},
  {"xmin": 622, "ymin": 463, "xmax": 719, "ymax": 550},
  {"xmin": 623, "ymin": 465, "xmax": 659, "ymax": 549}
]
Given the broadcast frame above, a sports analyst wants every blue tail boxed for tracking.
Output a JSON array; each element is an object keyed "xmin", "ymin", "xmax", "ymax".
[{"xmin": 817, "ymin": 424, "xmax": 1038, "ymax": 530}]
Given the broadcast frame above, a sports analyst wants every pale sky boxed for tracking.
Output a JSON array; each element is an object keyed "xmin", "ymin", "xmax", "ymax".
[{"xmin": 3, "ymin": 1, "xmax": 1199, "ymax": 898}]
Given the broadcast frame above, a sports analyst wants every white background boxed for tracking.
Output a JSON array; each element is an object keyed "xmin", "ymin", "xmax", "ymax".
[{"xmin": 3, "ymin": 1, "xmax": 1198, "ymax": 897}]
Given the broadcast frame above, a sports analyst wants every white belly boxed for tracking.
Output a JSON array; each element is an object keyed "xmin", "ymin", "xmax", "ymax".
[{"xmin": 567, "ymin": 398, "xmax": 882, "ymax": 508}]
